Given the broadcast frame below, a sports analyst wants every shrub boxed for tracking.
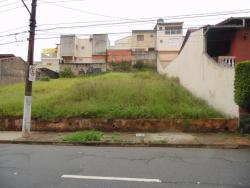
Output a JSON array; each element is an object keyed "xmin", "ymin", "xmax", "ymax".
[
  {"xmin": 133, "ymin": 60, "xmax": 145, "ymax": 70},
  {"xmin": 112, "ymin": 61, "xmax": 131, "ymax": 72},
  {"xmin": 39, "ymin": 76, "xmax": 50, "ymax": 81},
  {"xmin": 234, "ymin": 61, "xmax": 250, "ymax": 111},
  {"xmin": 59, "ymin": 67, "xmax": 75, "ymax": 78}
]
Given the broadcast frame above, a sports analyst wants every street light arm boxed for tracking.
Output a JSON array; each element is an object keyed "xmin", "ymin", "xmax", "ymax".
[{"xmin": 21, "ymin": 0, "xmax": 31, "ymax": 16}]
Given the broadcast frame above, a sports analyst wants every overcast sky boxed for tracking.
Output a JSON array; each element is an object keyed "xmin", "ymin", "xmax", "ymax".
[{"xmin": 0, "ymin": 0, "xmax": 250, "ymax": 61}]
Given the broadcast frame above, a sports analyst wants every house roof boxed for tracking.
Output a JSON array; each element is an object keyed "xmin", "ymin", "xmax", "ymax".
[
  {"xmin": 0, "ymin": 54, "xmax": 15, "ymax": 59},
  {"xmin": 179, "ymin": 17, "xmax": 250, "ymax": 54},
  {"xmin": 216, "ymin": 17, "xmax": 250, "ymax": 26},
  {"xmin": 132, "ymin": 30, "xmax": 155, "ymax": 33},
  {"xmin": 154, "ymin": 22, "xmax": 183, "ymax": 30}
]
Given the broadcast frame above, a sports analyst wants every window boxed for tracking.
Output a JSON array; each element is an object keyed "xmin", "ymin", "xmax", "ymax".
[
  {"xmin": 159, "ymin": 27, "xmax": 163, "ymax": 30},
  {"xmin": 137, "ymin": 35, "xmax": 144, "ymax": 41},
  {"xmin": 150, "ymin": 34, "xmax": 154, "ymax": 38},
  {"xmin": 165, "ymin": 29, "xmax": 171, "ymax": 35},
  {"xmin": 160, "ymin": 39, "xmax": 163, "ymax": 43},
  {"xmin": 134, "ymin": 48, "xmax": 145, "ymax": 52},
  {"xmin": 148, "ymin": 48, "xmax": 155, "ymax": 51},
  {"xmin": 165, "ymin": 29, "xmax": 182, "ymax": 35},
  {"xmin": 171, "ymin": 29, "xmax": 178, "ymax": 35},
  {"xmin": 177, "ymin": 29, "xmax": 182, "ymax": 34},
  {"xmin": 81, "ymin": 46, "xmax": 85, "ymax": 50}
]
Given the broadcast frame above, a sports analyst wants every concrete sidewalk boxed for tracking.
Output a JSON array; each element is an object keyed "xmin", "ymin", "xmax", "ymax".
[{"xmin": 0, "ymin": 131, "xmax": 250, "ymax": 149}]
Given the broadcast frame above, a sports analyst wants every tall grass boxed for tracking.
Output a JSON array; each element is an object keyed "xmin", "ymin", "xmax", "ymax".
[{"xmin": 0, "ymin": 71, "xmax": 224, "ymax": 119}]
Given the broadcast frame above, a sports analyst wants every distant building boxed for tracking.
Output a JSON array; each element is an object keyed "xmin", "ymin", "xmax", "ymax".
[
  {"xmin": 37, "ymin": 47, "xmax": 60, "ymax": 72},
  {"xmin": 109, "ymin": 36, "xmax": 132, "ymax": 50},
  {"xmin": 59, "ymin": 35, "xmax": 93, "ymax": 63},
  {"xmin": 58, "ymin": 34, "xmax": 109, "ymax": 75},
  {"xmin": 131, "ymin": 30, "xmax": 157, "ymax": 66},
  {"xmin": 92, "ymin": 34, "xmax": 109, "ymax": 63},
  {"xmin": 131, "ymin": 30, "xmax": 156, "ymax": 52},
  {"xmin": 107, "ymin": 36, "xmax": 132, "ymax": 63},
  {"xmin": 155, "ymin": 20, "xmax": 184, "ymax": 68}
]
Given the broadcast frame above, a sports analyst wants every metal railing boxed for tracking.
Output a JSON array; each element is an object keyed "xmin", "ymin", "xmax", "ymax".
[{"xmin": 218, "ymin": 56, "xmax": 235, "ymax": 67}]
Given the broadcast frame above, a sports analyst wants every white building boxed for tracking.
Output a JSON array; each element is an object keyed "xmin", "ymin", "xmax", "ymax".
[{"xmin": 155, "ymin": 19, "xmax": 184, "ymax": 68}]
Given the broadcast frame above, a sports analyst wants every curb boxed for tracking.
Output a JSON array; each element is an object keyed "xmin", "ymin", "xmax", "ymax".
[{"xmin": 0, "ymin": 140, "xmax": 250, "ymax": 149}]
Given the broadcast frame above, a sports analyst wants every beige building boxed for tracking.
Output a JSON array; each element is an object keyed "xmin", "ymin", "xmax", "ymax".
[
  {"xmin": 131, "ymin": 30, "xmax": 156, "ymax": 52},
  {"xmin": 155, "ymin": 20, "xmax": 184, "ymax": 67},
  {"xmin": 131, "ymin": 30, "xmax": 157, "ymax": 66}
]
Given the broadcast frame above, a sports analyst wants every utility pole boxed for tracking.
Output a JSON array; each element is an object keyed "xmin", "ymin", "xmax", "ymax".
[{"xmin": 22, "ymin": 0, "xmax": 37, "ymax": 137}]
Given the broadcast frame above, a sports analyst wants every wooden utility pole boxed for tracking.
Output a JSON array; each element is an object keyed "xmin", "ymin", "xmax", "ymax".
[{"xmin": 22, "ymin": 0, "xmax": 37, "ymax": 137}]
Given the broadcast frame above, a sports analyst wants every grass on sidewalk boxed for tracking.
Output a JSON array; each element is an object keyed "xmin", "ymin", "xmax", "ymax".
[
  {"xmin": 0, "ymin": 71, "xmax": 224, "ymax": 119},
  {"xmin": 63, "ymin": 130, "xmax": 103, "ymax": 142}
]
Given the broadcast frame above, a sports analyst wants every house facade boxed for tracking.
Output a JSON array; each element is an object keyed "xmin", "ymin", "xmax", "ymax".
[
  {"xmin": 131, "ymin": 30, "xmax": 157, "ymax": 66},
  {"xmin": 59, "ymin": 35, "xmax": 93, "ymax": 64},
  {"xmin": 205, "ymin": 17, "xmax": 250, "ymax": 65},
  {"xmin": 155, "ymin": 20, "xmax": 184, "ymax": 68},
  {"xmin": 92, "ymin": 34, "xmax": 109, "ymax": 63}
]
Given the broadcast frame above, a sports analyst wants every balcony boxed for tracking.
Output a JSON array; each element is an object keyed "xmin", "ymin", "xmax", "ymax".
[{"xmin": 218, "ymin": 56, "xmax": 235, "ymax": 67}]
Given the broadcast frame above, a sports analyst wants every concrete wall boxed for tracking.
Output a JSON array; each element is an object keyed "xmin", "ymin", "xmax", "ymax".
[
  {"xmin": 0, "ymin": 57, "xmax": 26, "ymax": 85},
  {"xmin": 75, "ymin": 38, "xmax": 92, "ymax": 58},
  {"xmin": 60, "ymin": 63, "xmax": 106, "ymax": 75},
  {"xmin": 158, "ymin": 29, "xmax": 239, "ymax": 117},
  {"xmin": 132, "ymin": 51, "xmax": 157, "ymax": 66}
]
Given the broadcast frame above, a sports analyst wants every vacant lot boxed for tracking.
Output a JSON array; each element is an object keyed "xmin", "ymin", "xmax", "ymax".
[{"xmin": 0, "ymin": 71, "xmax": 224, "ymax": 119}]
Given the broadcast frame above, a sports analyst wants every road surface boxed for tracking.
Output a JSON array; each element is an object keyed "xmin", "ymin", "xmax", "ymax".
[{"xmin": 0, "ymin": 144, "xmax": 249, "ymax": 188}]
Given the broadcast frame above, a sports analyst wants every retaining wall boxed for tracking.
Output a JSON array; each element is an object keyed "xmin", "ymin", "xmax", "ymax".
[{"xmin": 0, "ymin": 118, "xmax": 238, "ymax": 132}]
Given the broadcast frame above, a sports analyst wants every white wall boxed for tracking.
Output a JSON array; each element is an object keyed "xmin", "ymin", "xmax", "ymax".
[
  {"xmin": 156, "ymin": 30, "xmax": 183, "ymax": 51},
  {"xmin": 158, "ymin": 29, "xmax": 239, "ymax": 117}
]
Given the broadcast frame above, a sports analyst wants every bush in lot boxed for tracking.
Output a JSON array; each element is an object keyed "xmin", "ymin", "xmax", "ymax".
[
  {"xmin": 39, "ymin": 76, "xmax": 50, "ymax": 81},
  {"xmin": 59, "ymin": 67, "xmax": 75, "ymax": 78},
  {"xmin": 111, "ymin": 61, "xmax": 131, "ymax": 72},
  {"xmin": 133, "ymin": 60, "xmax": 145, "ymax": 70},
  {"xmin": 234, "ymin": 61, "xmax": 250, "ymax": 111}
]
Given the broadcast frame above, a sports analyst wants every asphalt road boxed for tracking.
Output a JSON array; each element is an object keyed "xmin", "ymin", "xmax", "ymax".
[{"xmin": 0, "ymin": 144, "xmax": 249, "ymax": 188}]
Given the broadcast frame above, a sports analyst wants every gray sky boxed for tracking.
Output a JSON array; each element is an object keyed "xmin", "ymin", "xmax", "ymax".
[{"xmin": 0, "ymin": 0, "xmax": 250, "ymax": 61}]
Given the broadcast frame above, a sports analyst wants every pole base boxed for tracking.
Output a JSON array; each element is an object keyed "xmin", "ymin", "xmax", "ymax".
[{"xmin": 22, "ymin": 131, "xmax": 31, "ymax": 138}]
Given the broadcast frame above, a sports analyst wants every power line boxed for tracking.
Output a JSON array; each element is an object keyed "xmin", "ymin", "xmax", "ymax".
[
  {"xmin": 1, "ymin": 8, "xmax": 249, "ymax": 34},
  {"xmin": 0, "ymin": 8, "xmax": 250, "ymax": 42},
  {"xmin": 0, "ymin": 5, "xmax": 23, "ymax": 13},
  {"xmin": 38, "ymin": 0, "xmax": 86, "ymax": 3},
  {"xmin": 38, "ymin": 0, "xmax": 155, "ymax": 24}
]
